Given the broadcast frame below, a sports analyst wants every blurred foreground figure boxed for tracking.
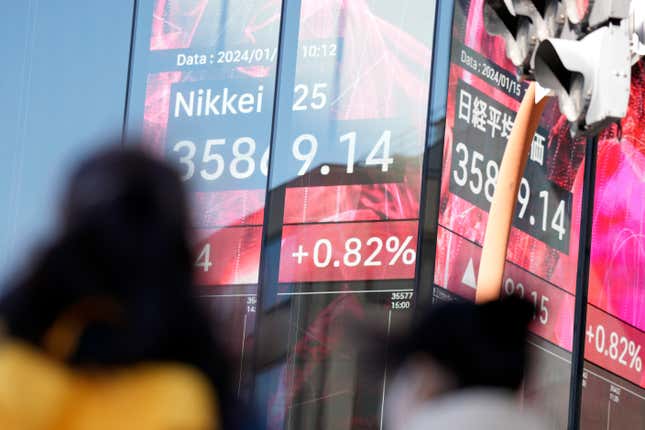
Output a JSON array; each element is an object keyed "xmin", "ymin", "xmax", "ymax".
[
  {"xmin": 386, "ymin": 297, "xmax": 547, "ymax": 430},
  {"xmin": 0, "ymin": 147, "xmax": 232, "ymax": 429}
]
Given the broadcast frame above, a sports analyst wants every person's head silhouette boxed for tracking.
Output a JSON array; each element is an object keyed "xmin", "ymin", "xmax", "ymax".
[
  {"xmin": 0, "ymin": 145, "xmax": 234, "ymax": 428},
  {"xmin": 385, "ymin": 297, "xmax": 545, "ymax": 430}
]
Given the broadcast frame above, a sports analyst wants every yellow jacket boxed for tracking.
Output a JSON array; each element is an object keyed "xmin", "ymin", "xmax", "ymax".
[{"xmin": 0, "ymin": 341, "xmax": 220, "ymax": 430}]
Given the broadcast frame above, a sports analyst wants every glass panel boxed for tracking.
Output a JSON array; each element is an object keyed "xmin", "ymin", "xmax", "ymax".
[
  {"xmin": 255, "ymin": 0, "xmax": 435, "ymax": 428},
  {"xmin": 430, "ymin": 0, "xmax": 587, "ymax": 427},
  {"xmin": 124, "ymin": 0, "xmax": 282, "ymax": 397},
  {"xmin": 580, "ymin": 61, "xmax": 645, "ymax": 429}
]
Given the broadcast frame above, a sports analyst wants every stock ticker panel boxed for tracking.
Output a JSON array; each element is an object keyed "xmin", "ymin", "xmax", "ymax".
[
  {"xmin": 125, "ymin": 0, "xmax": 283, "ymax": 396},
  {"xmin": 433, "ymin": 0, "xmax": 586, "ymax": 427},
  {"xmin": 257, "ymin": 1, "xmax": 435, "ymax": 428},
  {"xmin": 435, "ymin": 0, "xmax": 645, "ymax": 427},
  {"xmin": 134, "ymin": 0, "xmax": 282, "ymax": 290}
]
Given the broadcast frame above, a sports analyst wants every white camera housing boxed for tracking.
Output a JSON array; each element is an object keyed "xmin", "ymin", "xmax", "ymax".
[
  {"xmin": 484, "ymin": 0, "xmax": 534, "ymax": 73},
  {"xmin": 484, "ymin": 0, "xmax": 568, "ymax": 77},
  {"xmin": 534, "ymin": 21, "xmax": 632, "ymax": 135},
  {"xmin": 513, "ymin": 0, "xmax": 566, "ymax": 40},
  {"xmin": 564, "ymin": 0, "xmax": 630, "ymax": 30}
]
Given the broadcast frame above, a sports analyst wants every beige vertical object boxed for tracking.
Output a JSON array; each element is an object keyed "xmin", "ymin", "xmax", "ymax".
[{"xmin": 475, "ymin": 83, "xmax": 548, "ymax": 303}]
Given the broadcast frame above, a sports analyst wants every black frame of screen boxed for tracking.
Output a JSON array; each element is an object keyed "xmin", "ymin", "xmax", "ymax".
[
  {"xmin": 414, "ymin": 0, "xmax": 455, "ymax": 311},
  {"xmin": 566, "ymin": 134, "xmax": 597, "ymax": 429}
]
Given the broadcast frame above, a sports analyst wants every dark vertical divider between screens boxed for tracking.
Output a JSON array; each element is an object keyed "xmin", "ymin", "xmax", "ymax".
[
  {"xmin": 568, "ymin": 136, "xmax": 598, "ymax": 430},
  {"xmin": 414, "ymin": 0, "xmax": 455, "ymax": 311},
  {"xmin": 120, "ymin": 0, "xmax": 154, "ymax": 144},
  {"xmin": 252, "ymin": 0, "xmax": 299, "ymax": 402},
  {"xmin": 120, "ymin": 0, "xmax": 139, "ymax": 143}
]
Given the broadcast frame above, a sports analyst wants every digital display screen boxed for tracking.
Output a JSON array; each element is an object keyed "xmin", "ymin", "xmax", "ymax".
[
  {"xmin": 125, "ymin": 0, "xmax": 282, "ymax": 395},
  {"xmin": 271, "ymin": 31, "xmax": 428, "ymax": 287},
  {"xmin": 255, "ymin": 1, "xmax": 435, "ymax": 427},
  {"xmin": 137, "ymin": 0, "xmax": 279, "ymax": 288},
  {"xmin": 580, "ymin": 61, "xmax": 645, "ymax": 428},
  {"xmin": 123, "ymin": 1, "xmax": 645, "ymax": 427},
  {"xmin": 432, "ymin": 0, "xmax": 587, "ymax": 425}
]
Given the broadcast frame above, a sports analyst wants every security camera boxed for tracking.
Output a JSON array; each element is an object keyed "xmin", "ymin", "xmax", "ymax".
[
  {"xmin": 484, "ymin": 0, "xmax": 535, "ymax": 74},
  {"xmin": 534, "ymin": 20, "xmax": 631, "ymax": 135},
  {"xmin": 484, "ymin": 1, "xmax": 568, "ymax": 77},
  {"xmin": 484, "ymin": 0, "xmax": 645, "ymax": 136},
  {"xmin": 513, "ymin": 0, "xmax": 567, "ymax": 40}
]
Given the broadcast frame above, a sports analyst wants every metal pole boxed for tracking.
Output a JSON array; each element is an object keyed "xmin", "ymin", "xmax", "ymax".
[{"xmin": 567, "ymin": 136, "xmax": 598, "ymax": 430}]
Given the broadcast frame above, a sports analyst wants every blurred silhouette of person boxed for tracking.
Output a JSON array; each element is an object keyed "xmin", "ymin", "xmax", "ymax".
[
  {"xmin": 384, "ymin": 297, "xmax": 548, "ymax": 430},
  {"xmin": 0, "ymin": 146, "xmax": 236, "ymax": 429}
]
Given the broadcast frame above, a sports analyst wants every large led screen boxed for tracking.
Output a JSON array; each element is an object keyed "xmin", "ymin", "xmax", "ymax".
[
  {"xmin": 580, "ymin": 60, "xmax": 645, "ymax": 429},
  {"xmin": 431, "ymin": 0, "xmax": 587, "ymax": 426},
  {"xmin": 125, "ymin": 0, "xmax": 282, "ymax": 395},
  {"xmin": 255, "ymin": 0, "xmax": 435, "ymax": 428}
]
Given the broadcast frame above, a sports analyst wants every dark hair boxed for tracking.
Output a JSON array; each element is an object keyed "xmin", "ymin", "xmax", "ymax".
[
  {"xmin": 390, "ymin": 296, "xmax": 535, "ymax": 391},
  {"xmin": 0, "ymin": 145, "xmax": 234, "ymax": 426}
]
